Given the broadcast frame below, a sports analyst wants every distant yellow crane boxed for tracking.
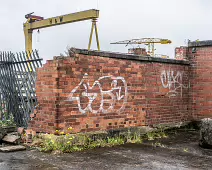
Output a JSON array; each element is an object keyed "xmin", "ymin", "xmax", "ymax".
[
  {"xmin": 111, "ymin": 38, "xmax": 172, "ymax": 56},
  {"xmin": 23, "ymin": 9, "xmax": 100, "ymax": 54}
]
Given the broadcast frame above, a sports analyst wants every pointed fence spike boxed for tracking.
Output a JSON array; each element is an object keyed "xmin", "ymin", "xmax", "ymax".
[{"xmin": 0, "ymin": 50, "xmax": 43, "ymax": 127}]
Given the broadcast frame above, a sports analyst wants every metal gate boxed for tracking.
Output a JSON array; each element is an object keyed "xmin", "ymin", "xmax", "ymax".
[{"xmin": 0, "ymin": 51, "xmax": 42, "ymax": 127}]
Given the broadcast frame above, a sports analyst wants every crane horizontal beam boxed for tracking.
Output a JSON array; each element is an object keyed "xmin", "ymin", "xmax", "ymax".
[
  {"xmin": 24, "ymin": 9, "xmax": 99, "ymax": 30},
  {"xmin": 111, "ymin": 38, "xmax": 172, "ymax": 44}
]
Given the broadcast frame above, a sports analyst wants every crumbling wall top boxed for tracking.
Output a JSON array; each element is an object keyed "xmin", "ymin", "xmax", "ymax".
[
  {"xmin": 188, "ymin": 40, "xmax": 212, "ymax": 47},
  {"xmin": 64, "ymin": 48, "xmax": 189, "ymax": 65}
]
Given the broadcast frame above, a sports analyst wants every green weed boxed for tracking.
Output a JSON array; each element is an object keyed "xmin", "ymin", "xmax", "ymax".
[
  {"xmin": 0, "ymin": 110, "xmax": 16, "ymax": 127},
  {"xmin": 183, "ymin": 148, "xmax": 189, "ymax": 152}
]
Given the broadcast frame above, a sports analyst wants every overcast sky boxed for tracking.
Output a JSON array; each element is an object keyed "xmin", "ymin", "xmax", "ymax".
[{"xmin": 1, "ymin": 0, "xmax": 212, "ymax": 61}]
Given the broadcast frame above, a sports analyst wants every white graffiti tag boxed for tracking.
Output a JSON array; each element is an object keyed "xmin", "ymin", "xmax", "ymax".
[
  {"xmin": 160, "ymin": 70, "xmax": 188, "ymax": 97},
  {"xmin": 67, "ymin": 73, "xmax": 128, "ymax": 114}
]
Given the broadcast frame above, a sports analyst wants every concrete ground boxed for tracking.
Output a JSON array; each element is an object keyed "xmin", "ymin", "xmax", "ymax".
[{"xmin": 0, "ymin": 129, "xmax": 212, "ymax": 170}]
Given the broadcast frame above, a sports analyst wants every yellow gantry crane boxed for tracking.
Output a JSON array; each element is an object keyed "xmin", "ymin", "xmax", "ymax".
[
  {"xmin": 23, "ymin": 9, "xmax": 100, "ymax": 54},
  {"xmin": 111, "ymin": 38, "xmax": 172, "ymax": 56}
]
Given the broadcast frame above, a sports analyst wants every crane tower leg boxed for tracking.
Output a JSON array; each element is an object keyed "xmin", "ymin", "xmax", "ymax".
[
  {"xmin": 24, "ymin": 29, "xmax": 33, "ymax": 55},
  {"xmin": 148, "ymin": 44, "xmax": 151, "ymax": 55},
  {"xmin": 152, "ymin": 43, "xmax": 155, "ymax": 56},
  {"xmin": 88, "ymin": 21, "xmax": 94, "ymax": 50},
  {"xmin": 94, "ymin": 20, "xmax": 100, "ymax": 51},
  {"xmin": 24, "ymin": 29, "xmax": 33, "ymax": 71},
  {"xmin": 88, "ymin": 19, "xmax": 100, "ymax": 51}
]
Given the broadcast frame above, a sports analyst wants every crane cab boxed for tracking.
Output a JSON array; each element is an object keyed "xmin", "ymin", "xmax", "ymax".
[{"xmin": 25, "ymin": 12, "xmax": 44, "ymax": 23}]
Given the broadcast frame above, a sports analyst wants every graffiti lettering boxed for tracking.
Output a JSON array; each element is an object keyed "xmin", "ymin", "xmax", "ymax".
[
  {"xmin": 67, "ymin": 73, "xmax": 128, "ymax": 114},
  {"xmin": 160, "ymin": 70, "xmax": 188, "ymax": 97}
]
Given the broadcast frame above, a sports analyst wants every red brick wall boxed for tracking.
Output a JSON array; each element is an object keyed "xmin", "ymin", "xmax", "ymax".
[
  {"xmin": 29, "ymin": 49, "xmax": 190, "ymax": 133},
  {"xmin": 188, "ymin": 43, "xmax": 212, "ymax": 119}
]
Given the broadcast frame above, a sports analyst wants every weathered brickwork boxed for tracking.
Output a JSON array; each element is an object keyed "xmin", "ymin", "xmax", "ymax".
[
  {"xmin": 175, "ymin": 46, "xmax": 188, "ymax": 60},
  {"xmin": 29, "ymin": 49, "xmax": 190, "ymax": 133},
  {"xmin": 188, "ymin": 41, "xmax": 212, "ymax": 119}
]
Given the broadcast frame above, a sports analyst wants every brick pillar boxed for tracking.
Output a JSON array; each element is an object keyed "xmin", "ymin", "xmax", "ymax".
[
  {"xmin": 29, "ymin": 60, "xmax": 60, "ymax": 133},
  {"xmin": 175, "ymin": 46, "xmax": 188, "ymax": 60},
  {"xmin": 188, "ymin": 40, "xmax": 212, "ymax": 119}
]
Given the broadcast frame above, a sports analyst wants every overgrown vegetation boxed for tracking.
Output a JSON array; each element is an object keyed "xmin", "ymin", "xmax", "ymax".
[
  {"xmin": 34, "ymin": 128, "xmax": 144, "ymax": 153},
  {"xmin": 32, "ymin": 124, "xmax": 196, "ymax": 154},
  {"xmin": 32, "ymin": 127, "xmax": 169, "ymax": 153},
  {"xmin": 0, "ymin": 110, "xmax": 16, "ymax": 127}
]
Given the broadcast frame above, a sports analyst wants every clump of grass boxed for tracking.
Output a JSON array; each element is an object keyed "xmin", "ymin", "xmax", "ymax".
[
  {"xmin": 146, "ymin": 132, "xmax": 156, "ymax": 140},
  {"xmin": 145, "ymin": 127, "xmax": 168, "ymax": 141},
  {"xmin": 152, "ymin": 142, "xmax": 167, "ymax": 148}
]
